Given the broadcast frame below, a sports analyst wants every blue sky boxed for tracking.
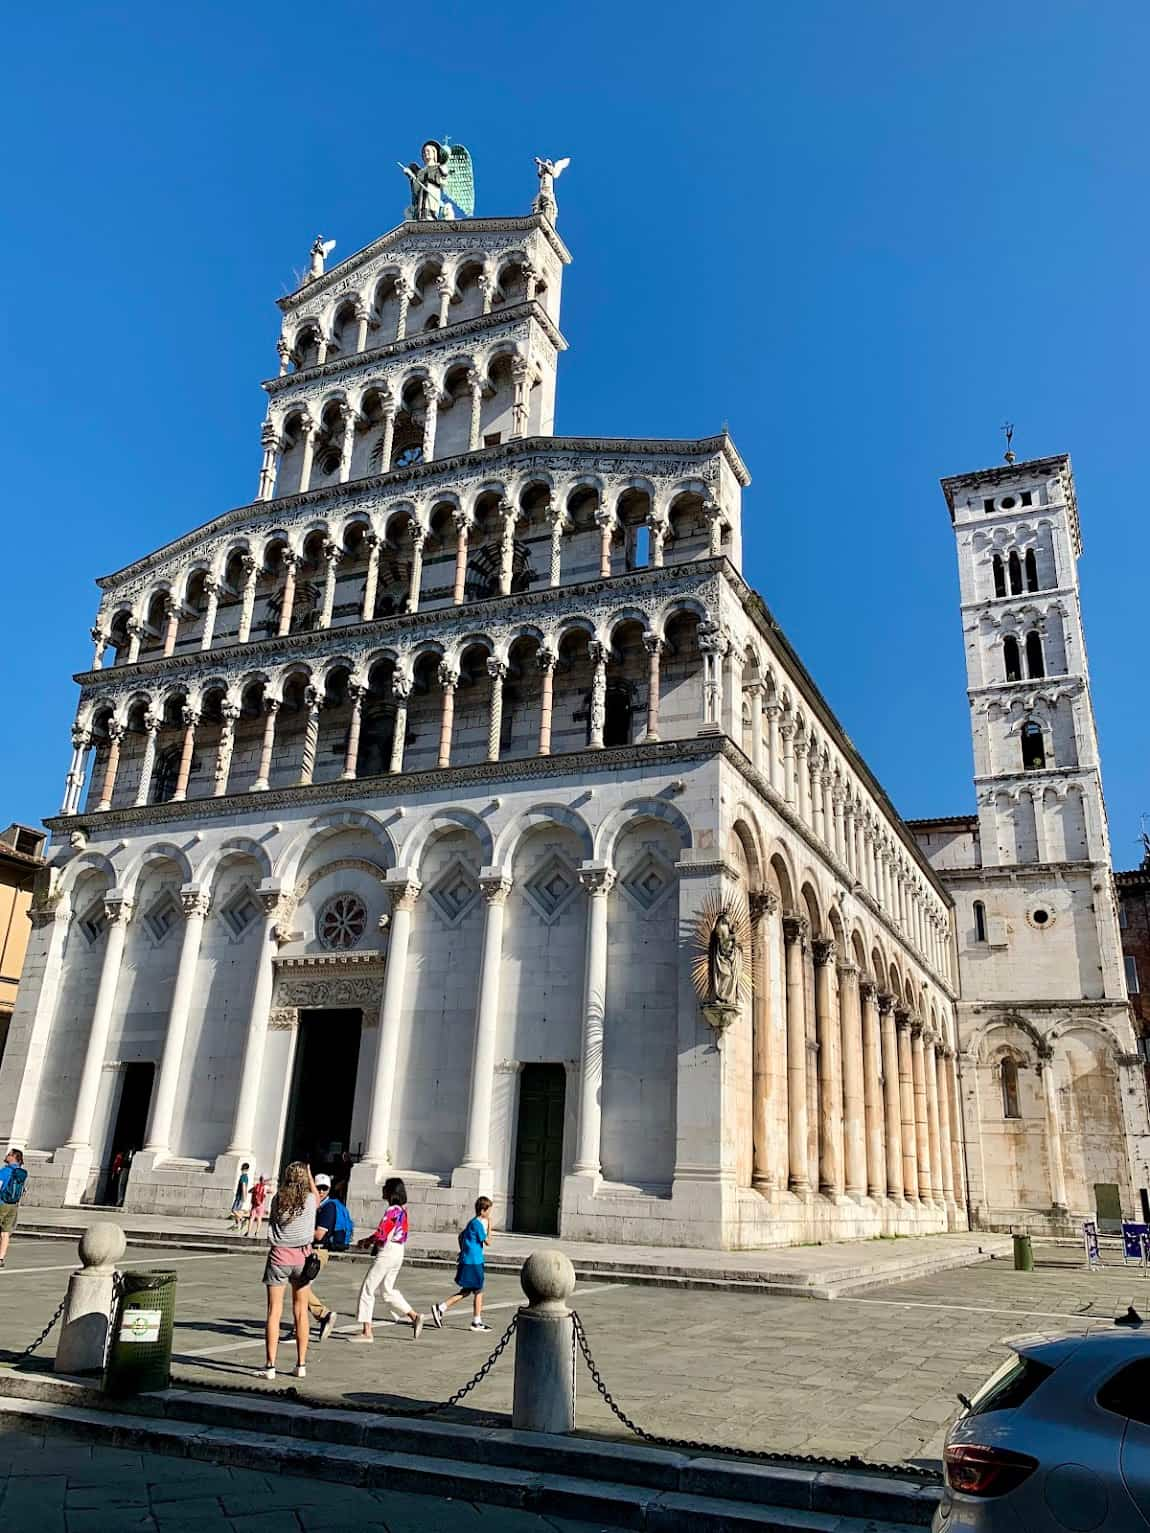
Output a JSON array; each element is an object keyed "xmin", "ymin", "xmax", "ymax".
[{"xmin": 3, "ymin": 2, "xmax": 1146, "ymax": 862}]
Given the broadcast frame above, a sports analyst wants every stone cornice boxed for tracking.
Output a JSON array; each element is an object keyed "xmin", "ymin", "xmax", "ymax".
[
  {"xmin": 264, "ymin": 300, "xmax": 565, "ymax": 398},
  {"xmin": 95, "ymin": 433, "xmax": 749, "ymax": 591},
  {"xmin": 76, "ymin": 560, "xmax": 726, "ymax": 689},
  {"xmin": 278, "ymin": 214, "xmax": 572, "ymax": 312},
  {"xmin": 929, "ymin": 860, "xmax": 1102, "ymax": 884}
]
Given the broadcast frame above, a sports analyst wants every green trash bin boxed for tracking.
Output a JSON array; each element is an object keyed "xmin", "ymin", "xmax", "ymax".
[
  {"xmin": 103, "ymin": 1270, "xmax": 178, "ymax": 1398},
  {"xmin": 1013, "ymin": 1233, "xmax": 1034, "ymax": 1272}
]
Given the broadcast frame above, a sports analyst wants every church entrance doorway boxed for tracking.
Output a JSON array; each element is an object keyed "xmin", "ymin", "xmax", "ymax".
[
  {"xmin": 281, "ymin": 1009, "xmax": 361, "ymax": 1177},
  {"xmin": 102, "ymin": 1061, "xmax": 154, "ymax": 1204},
  {"xmin": 512, "ymin": 1064, "xmax": 565, "ymax": 1235}
]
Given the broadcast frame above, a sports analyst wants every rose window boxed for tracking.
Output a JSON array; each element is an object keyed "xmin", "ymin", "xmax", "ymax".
[{"xmin": 317, "ymin": 893, "xmax": 368, "ymax": 951}]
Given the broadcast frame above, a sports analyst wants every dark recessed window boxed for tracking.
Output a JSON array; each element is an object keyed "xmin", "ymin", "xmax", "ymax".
[
  {"xmin": 1020, "ymin": 490, "xmax": 1033, "ymax": 507},
  {"xmin": 484, "ymin": 432, "xmax": 501, "ymax": 447},
  {"xmin": 1032, "ymin": 909, "xmax": 1050, "ymax": 926},
  {"xmin": 1000, "ymin": 496, "xmax": 1017, "ymax": 510},
  {"xmin": 320, "ymin": 452, "xmax": 340, "ymax": 476},
  {"xmin": 394, "ymin": 445, "xmax": 423, "ymax": 468},
  {"xmin": 984, "ymin": 497, "xmax": 996, "ymax": 513}
]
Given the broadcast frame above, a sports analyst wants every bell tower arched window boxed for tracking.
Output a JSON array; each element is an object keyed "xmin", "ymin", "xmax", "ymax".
[
  {"xmin": 1000, "ymin": 1057, "xmax": 1021, "ymax": 1119},
  {"xmin": 1021, "ymin": 722, "xmax": 1046, "ymax": 770},
  {"xmin": 1025, "ymin": 631, "xmax": 1045, "ymax": 679},
  {"xmin": 1003, "ymin": 635, "xmax": 1022, "ymax": 682},
  {"xmin": 973, "ymin": 900, "xmax": 987, "ymax": 943},
  {"xmin": 1008, "ymin": 551, "xmax": 1023, "ymax": 595},
  {"xmin": 1025, "ymin": 549, "xmax": 1039, "ymax": 592},
  {"xmin": 992, "ymin": 555, "xmax": 1006, "ymax": 598}
]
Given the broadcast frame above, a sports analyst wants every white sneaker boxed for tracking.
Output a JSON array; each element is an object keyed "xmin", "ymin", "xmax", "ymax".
[
  {"xmin": 470, "ymin": 1320, "xmax": 492, "ymax": 1332},
  {"xmin": 430, "ymin": 1302, "xmax": 445, "ymax": 1329},
  {"xmin": 318, "ymin": 1310, "xmax": 337, "ymax": 1342},
  {"xmin": 292, "ymin": 1364, "xmax": 307, "ymax": 1379},
  {"xmin": 260, "ymin": 1365, "xmax": 275, "ymax": 1380}
]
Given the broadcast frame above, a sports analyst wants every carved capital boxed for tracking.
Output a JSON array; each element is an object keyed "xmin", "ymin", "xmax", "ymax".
[
  {"xmin": 782, "ymin": 913, "xmax": 809, "ymax": 948},
  {"xmin": 420, "ymin": 377, "xmax": 439, "ymax": 404},
  {"xmin": 142, "ymin": 711, "xmax": 161, "ymax": 735},
  {"xmin": 105, "ymin": 719, "xmax": 125, "ymax": 743},
  {"xmin": 280, "ymin": 547, "xmax": 299, "ymax": 570},
  {"xmin": 546, "ymin": 505, "xmax": 572, "ymax": 532},
  {"xmin": 480, "ymin": 873, "xmax": 513, "ymax": 906},
  {"xmin": 486, "ymin": 657, "xmax": 509, "ymax": 682},
  {"xmin": 103, "ymin": 895, "xmax": 134, "ymax": 925},
  {"xmin": 466, "ymin": 367, "xmax": 483, "ymax": 395},
  {"xmin": 910, "ymin": 1018, "xmax": 924, "ymax": 1040},
  {"xmin": 536, "ymin": 647, "xmax": 558, "ymax": 675},
  {"xmin": 180, "ymin": 888, "xmax": 211, "ymax": 919},
  {"xmin": 303, "ymin": 685, "xmax": 323, "ymax": 714},
  {"xmin": 588, "ymin": 640, "xmax": 608, "ymax": 667},
  {"xmin": 749, "ymin": 889, "xmax": 780, "ymax": 922},
  {"xmin": 812, "ymin": 937, "xmax": 837, "ymax": 968},
  {"xmin": 578, "ymin": 864, "xmax": 616, "ymax": 897},
  {"xmin": 261, "ymin": 419, "xmax": 280, "ymax": 447},
  {"xmin": 263, "ymin": 696, "xmax": 281, "ymax": 717},
  {"xmin": 438, "ymin": 663, "xmax": 459, "ymax": 691},
  {"xmin": 642, "ymin": 633, "xmax": 665, "ymax": 657},
  {"xmin": 388, "ymin": 878, "xmax": 422, "ymax": 914},
  {"xmin": 836, "ymin": 959, "xmax": 859, "ymax": 979},
  {"xmin": 860, "ymin": 979, "xmax": 878, "ymax": 1004},
  {"xmin": 391, "ymin": 676, "xmax": 412, "ymax": 702},
  {"xmin": 877, "ymin": 990, "xmax": 895, "ymax": 1015},
  {"xmin": 239, "ymin": 553, "xmax": 258, "ymax": 580},
  {"xmin": 409, "ymin": 523, "xmax": 427, "ymax": 550},
  {"xmin": 180, "ymin": 706, "xmax": 200, "ymax": 730},
  {"xmin": 323, "ymin": 539, "xmax": 344, "ymax": 566},
  {"xmin": 219, "ymin": 701, "xmax": 241, "ymax": 724},
  {"xmin": 451, "ymin": 507, "xmax": 474, "ymax": 534},
  {"xmin": 71, "ymin": 725, "xmax": 91, "ymax": 751}
]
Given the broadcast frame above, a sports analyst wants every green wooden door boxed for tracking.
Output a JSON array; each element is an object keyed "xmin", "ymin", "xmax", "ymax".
[{"xmin": 513, "ymin": 1064, "xmax": 566, "ymax": 1235}]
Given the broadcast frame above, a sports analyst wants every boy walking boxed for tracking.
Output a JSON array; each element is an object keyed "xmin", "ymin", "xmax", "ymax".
[
  {"xmin": 431, "ymin": 1197, "xmax": 492, "ymax": 1333},
  {"xmin": 0, "ymin": 1149, "xmax": 28, "ymax": 1267}
]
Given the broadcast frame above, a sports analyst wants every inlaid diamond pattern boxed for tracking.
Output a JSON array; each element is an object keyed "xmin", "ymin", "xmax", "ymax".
[
  {"xmin": 428, "ymin": 859, "xmax": 480, "ymax": 926},
  {"xmin": 522, "ymin": 853, "xmax": 579, "ymax": 925},
  {"xmin": 620, "ymin": 850, "xmax": 676, "ymax": 914}
]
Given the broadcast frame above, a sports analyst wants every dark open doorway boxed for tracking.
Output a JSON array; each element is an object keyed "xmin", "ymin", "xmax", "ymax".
[
  {"xmin": 281, "ymin": 1009, "xmax": 362, "ymax": 1177},
  {"xmin": 512, "ymin": 1063, "xmax": 566, "ymax": 1235},
  {"xmin": 104, "ymin": 1062, "xmax": 154, "ymax": 1204}
]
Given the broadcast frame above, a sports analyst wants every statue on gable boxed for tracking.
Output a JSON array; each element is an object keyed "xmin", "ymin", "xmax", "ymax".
[
  {"xmin": 399, "ymin": 141, "xmax": 475, "ymax": 221},
  {"xmin": 533, "ymin": 156, "xmax": 570, "ymax": 222}
]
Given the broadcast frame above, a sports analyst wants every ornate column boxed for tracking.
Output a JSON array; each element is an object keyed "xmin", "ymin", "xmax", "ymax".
[
  {"xmin": 314, "ymin": 332, "xmax": 328, "ymax": 366},
  {"xmin": 456, "ymin": 873, "xmax": 512, "ymax": 1179},
  {"xmin": 510, "ymin": 356, "xmax": 530, "ymax": 437},
  {"xmin": 832, "ymin": 786, "xmax": 846, "ymax": 863},
  {"xmin": 523, "ymin": 265, "xmax": 539, "ymax": 302},
  {"xmin": 133, "ymin": 712, "xmax": 161, "ymax": 808},
  {"xmin": 394, "ymin": 281, "xmax": 413, "ymax": 340},
  {"xmin": 572, "ymin": 865, "xmax": 615, "ymax": 1179},
  {"xmin": 337, "ymin": 406, "xmax": 359, "ymax": 484},
  {"xmin": 421, "ymin": 379, "xmax": 439, "ymax": 462},
  {"xmin": 170, "ymin": 707, "xmax": 199, "ymax": 802},
  {"xmin": 860, "ymin": 980, "xmax": 885, "ymax": 1197},
  {"xmin": 1032, "ymin": 788, "xmax": 1050, "ymax": 863},
  {"xmin": 781, "ymin": 719, "xmax": 796, "ymax": 802},
  {"xmin": 143, "ymin": 888, "xmax": 210, "ymax": 1156},
  {"xmin": 705, "ymin": 500, "xmax": 723, "ymax": 556},
  {"xmin": 451, "ymin": 511, "xmax": 473, "ymax": 605},
  {"xmin": 361, "ymin": 532, "xmax": 381, "ymax": 621},
  {"xmin": 298, "ymin": 687, "xmax": 322, "ymax": 787},
  {"xmin": 897, "ymin": 1008, "xmax": 918, "ymax": 1199},
  {"xmin": 388, "ymin": 678, "xmax": 410, "ymax": 773},
  {"xmin": 947, "ymin": 1052, "xmax": 966, "ymax": 1209},
  {"xmin": 62, "ymin": 726, "xmax": 92, "ymax": 815},
  {"xmin": 879, "ymin": 992, "xmax": 903, "ymax": 1199},
  {"xmin": 588, "ymin": 642, "xmax": 608, "ymax": 749},
  {"xmin": 794, "ymin": 736, "xmax": 810, "ymax": 824},
  {"xmin": 813, "ymin": 939, "xmax": 843, "ymax": 1195},
  {"xmin": 822, "ymin": 774, "xmax": 835, "ymax": 850},
  {"xmin": 276, "ymin": 338, "xmax": 292, "ymax": 377},
  {"xmin": 498, "ymin": 499, "xmax": 517, "ymax": 596},
  {"xmin": 810, "ymin": 761, "xmax": 826, "ymax": 840},
  {"xmin": 125, "ymin": 619, "xmax": 143, "ymax": 664},
  {"xmin": 360, "ymin": 874, "xmax": 420, "ymax": 1162},
  {"xmin": 435, "ymin": 273, "xmax": 452, "ymax": 326},
  {"xmin": 319, "ymin": 541, "xmax": 343, "ymax": 629},
  {"xmin": 353, "ymin": 298, "xmax": 370, "ymax": 353},
  {"xmin": 699, "ymin": 628, "xmax": 725, "ymax": 727},
  {"xmin": 199, "ymin": 575, "xmax": 220, "ymax": 650},
  {"xmin": 340, "ymin": 684, "xmax": 364, "ymax": 780},
  {"xmin": 65, "ymin": 894, "xmax": 134, "ymax": 1149},
  {"xmin": 437, "ymin": 665, "xmax": 458, "ymax": 768},
  {"xmin": 251, "ymin": 696, "xmax": 280, "ymax": 792},
  {"xmin": 486, "ymin": 660, "xmax": 508, "ymax": 762},
  {"xmin": 257, "ymin": 421, "xmax": 281, "ymax": 501},
  {"xmin": 766, "ymin": 702, "xmax": 781, "ymax": 792},
  {"xmin": 467, "ymin": 368, "xmax": 483, "ymax": 451},
  {"xmin": 379, "ymin": 400, "xmax": 397, "ymax": 471},
  {"xmin": 838, "ymin": 959, "xmax": 866, "ymax": 1197},
  {"xmin": 911, "ymin": 1020, "xmax": 932, "ymax": 1201},
  {"xmin": 237, "ymin": 555, "xmax": 258, "ymax": 644},
  {"xmin": 297, "ymin": 413, "xmax": 317, "ymax": 493},
  {"xmin": 750, "ymin": 891, "xmax": 782, "ymax": 1191},
  {"xmin": 595, "ymin": 506, "xmax": 614, "ymax": 578},
  {"xmin": 1038, "ymin": 1045, "xmax": 1068, "ymax": 1210},
  {"xmin": 783, "ymin": 914, "xmax": 811, "ymax": 1194},
  {"xmin": 407, "ymin": 525, "xmax": 426, "ymax": 613},
  {"xmin": 936, "ymin": 1046, "xmax": 956, "ymax": 1206},
  {"xmin": 90, "ymin": 625, "xmax": 108, "ymax": 670},
  {"xmin": 547, "ymin": 507, "xmax": 570, "ymax": 587},
  {"xmin": 537, "ymin": 649, "xmax": 557, "ymax": 755},
  {"xmin": 161, "ymin": 594, "xmax": 180, "ymax": 658},
  {"xmin": 925, "ymin": 1034, "xmax": 944, "ymax": 1203},
  {"xmin": 276, "ymin": 549, "xmax": 298, "ymax": 637},
  {"xmin": 643, "ymin": 635, "xmax": 664, "ymax": 742},
  {"xmin": 225, "ymin": 889, "xmax": 285, "ymax": 1159},
  {"xmin": 746, "ymin": 682, "xmax": 764, "ymax": 773},
  {"xmin": 647, "ymin": 514, "xmax": 668, "ymax": 568},
  {"xmin": 95, "ymin": 721, "xmax": 124, "ymax": 812},
  {"xmin": 213, "ymin": 701, "xmax": 239, "ymax": 797}
]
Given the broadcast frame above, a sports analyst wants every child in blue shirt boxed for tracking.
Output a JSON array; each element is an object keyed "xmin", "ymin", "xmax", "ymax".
[{"xmin": 430, "ymin": 1197, "xmax": 492, "ymax": 1333}]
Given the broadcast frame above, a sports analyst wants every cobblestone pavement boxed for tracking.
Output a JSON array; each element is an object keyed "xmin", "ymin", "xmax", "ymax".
[
  {"xmin": 0, "ymin": 1234, "xmax": 1141, "ymax": 1467},
  {"xmin": 0, "ymin": 1431, "xmax": 613, "ymax": 1532}
]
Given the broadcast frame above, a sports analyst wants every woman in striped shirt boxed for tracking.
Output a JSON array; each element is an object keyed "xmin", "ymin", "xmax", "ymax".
[{"xmin": 350, "ymin": 1177, "xmax": 424, "ymax": 1341}]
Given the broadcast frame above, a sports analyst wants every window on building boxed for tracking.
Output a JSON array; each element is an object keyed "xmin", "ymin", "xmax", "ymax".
[
  {"xmin": 1003, "ymin": 636, "xmax": 1022, "ymax": 682},
  {"xmin": 1119, "ymin": 901, "xmax": 1128, "ymax": 929},
  {"xmin": 1021, "ymin": 722, "xmax": 1046, "ymax": 770},
  {"xmin": 992, "ymin": 555, "xmax": 1006, "ymax": 598},
  {"xmin": 1125, "ymin": 955, "xmax": 1140, "ymax": 995},
  {"xmin": 602, "ymin": 683, "xmax": 633, "ymax": 748},
  {"xmin": 1025, "ymin": 631, "xmax": 1045, "ymax": 679},
  {"xmin": 1008, "ymin": 551, "xmax": 1023, "ymax": 595},
  {"xmin": 1020, "ymin": 490, "xmax": 1033, "ymax": 507},
  {"xmin": 483, "ymin": 432, "xmax": 501, "ymax": 446},
  {"xmin": 1000, "ymin": 1057, "xmax": 1022, "ymax": 1119},
  {"xmin": 1024, "ymin": 548, "xmax": 1039, "ymax": 591},
  {"xmin": 983, "ymin": 497, "xmax": 996, "ymax": 513},
  {"xmin": 973, "ymin": 900, "xmax": 987, "ymax": 943}
]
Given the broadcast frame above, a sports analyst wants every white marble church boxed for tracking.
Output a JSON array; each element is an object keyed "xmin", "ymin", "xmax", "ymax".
[{"xmin": 1, "ymin": 152, "xmax": 1145, "ymax": 1248}]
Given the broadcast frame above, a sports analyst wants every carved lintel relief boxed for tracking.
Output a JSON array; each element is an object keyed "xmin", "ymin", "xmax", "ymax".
[{"xmin": 267, "ymin": 1007, "xmax": 299, "ymax": 1032}]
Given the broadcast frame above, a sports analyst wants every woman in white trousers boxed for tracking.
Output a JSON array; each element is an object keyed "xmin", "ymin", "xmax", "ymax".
[{"xmin": 350, "ymin": 1177, "xmax": 424, "ymax": 1341}]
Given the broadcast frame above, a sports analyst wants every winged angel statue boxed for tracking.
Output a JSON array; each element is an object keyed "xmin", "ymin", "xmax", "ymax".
[
  {"xmin": 533, "ymin": 156, "xmax": 570, "ymax": 220},
  {"xmin": 308, "ymin": 237, "xmax": 337, "ymax": 280},
  {"xmin": 399, "ymin": 141, "xmax": 475, "ymax": 221}
]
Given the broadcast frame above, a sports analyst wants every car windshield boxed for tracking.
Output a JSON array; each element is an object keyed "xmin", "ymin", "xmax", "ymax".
[{"xmin": 965, "ymin": 1352, "xmax": 1053, "ymax": 1416}]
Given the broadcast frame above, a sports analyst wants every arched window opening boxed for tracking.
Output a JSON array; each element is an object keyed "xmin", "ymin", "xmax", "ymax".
[
  {"xmin": 631, "ymin": 524, "xmax": 651, "ymax": 570},
  {"xmin": 1025, "ymin": 631, "xmax": 1045, "ymax": 679},
  {"xmin": 992, "ymin": 555, "xmax": 1006, "ymax": 598},
  {"xmin": 1021, "ymin": 722, "xmax": 1046, "ymax": 771},
  {"xmin": 602, "ymin": 682, "xmax": 633, "ymax": 748},
  {"xmin": 1008, "ymin": 551, "xmax": 1023, "ymax": 595},
  {"xmin": 973, "ymin": 900, "xmax": 987, "ymax": 943},
  {"xmin": 1024, "ymin": 549, "xmax": 1039, "ymax": 592},
  {"xmin": 1000, "ymin": 1057, "xmax": 1021, "ymax": 1119},
  {"xmin": 1003, "ymin": 635, "xmax": 1022, "ymax": 682}
]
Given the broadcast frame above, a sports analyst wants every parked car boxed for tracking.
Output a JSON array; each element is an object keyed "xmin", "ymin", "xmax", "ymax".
[{"xmin": 934, "ymin": 1323, "xmax": 1150, "ymax": 1531}]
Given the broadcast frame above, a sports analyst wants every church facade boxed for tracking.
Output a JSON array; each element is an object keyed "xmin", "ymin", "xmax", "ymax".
[{"xmin": 0, "ymin": 162, "xmax": 1143, "ymax": 1248}]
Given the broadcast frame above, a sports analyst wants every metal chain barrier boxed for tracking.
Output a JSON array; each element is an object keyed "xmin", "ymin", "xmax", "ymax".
[
  {"xmin": 570, "ymin": 1309, "xmax": 938, "ymax": 1483},
  {"xmin": 103, "ymin": 1270, "xmax": 125, "ymax": 1371},
  {"xmin": 17, "ymin": 1294, "xmax": 68, "ymax": 1362}
]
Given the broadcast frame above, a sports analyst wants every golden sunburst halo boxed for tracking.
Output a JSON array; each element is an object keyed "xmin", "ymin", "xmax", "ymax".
[{"xmin": 689, "ymin": 889, "xmax": 753, "ymax": 1004}]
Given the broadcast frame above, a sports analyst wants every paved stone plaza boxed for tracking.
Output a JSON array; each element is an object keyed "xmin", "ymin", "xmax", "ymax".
[{"xmin": 0, "ymin": 1235, "xmax": 1143, "ymax": 1467}]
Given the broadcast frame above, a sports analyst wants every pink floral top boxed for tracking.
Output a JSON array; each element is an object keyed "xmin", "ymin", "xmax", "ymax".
[{"xmin": 372, "ymin": 1204, "xmax": 409, "ymax": 1245}]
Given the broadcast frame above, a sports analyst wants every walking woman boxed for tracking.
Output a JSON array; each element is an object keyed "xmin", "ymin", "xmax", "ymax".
[
  {"xmin": 351, "ymin": 1178, "xmax": 424, "ymax": 1341},
  {"xmin": 262, "ymin": 1160, "xmax": 318, "ymax": 1379}
]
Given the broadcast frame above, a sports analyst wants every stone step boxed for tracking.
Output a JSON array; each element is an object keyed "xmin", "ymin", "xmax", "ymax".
[{"xmin": 0, "ymin": 1370, "xmax": 940, "ymax": 1528}]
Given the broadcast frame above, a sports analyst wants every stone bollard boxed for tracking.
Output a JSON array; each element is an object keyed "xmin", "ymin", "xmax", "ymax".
[
  {"xmin": 512, "ymin": 1249, "xmax": 576, "ymax": 1434},
  {"xmin": 55, "ymin": 1222, "xmax": 126, "ymax": 1375}
]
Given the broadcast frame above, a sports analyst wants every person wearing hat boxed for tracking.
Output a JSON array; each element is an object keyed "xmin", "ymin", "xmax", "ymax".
[{"xmin": 306, "ymin": 1171, "xmax": 354, "ymax": 1341}]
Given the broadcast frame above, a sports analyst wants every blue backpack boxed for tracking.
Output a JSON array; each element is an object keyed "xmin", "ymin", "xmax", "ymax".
[
  {"xmin": 2, "ymin": 1167, "xmax": 27, "ymax": 1205},
  {"xmin": 328, "ymin": 1198, "xmax": 354, "ymax": 1250}
]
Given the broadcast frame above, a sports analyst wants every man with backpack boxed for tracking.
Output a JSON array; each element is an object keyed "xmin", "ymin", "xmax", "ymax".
[
  {"xmin": 0, "ymin": 1149, "xmax": 28, "ymax": 1266},
  {"xmin": 308, "ymin": 1172, "xmax": 353, "ymax": 1341}
]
